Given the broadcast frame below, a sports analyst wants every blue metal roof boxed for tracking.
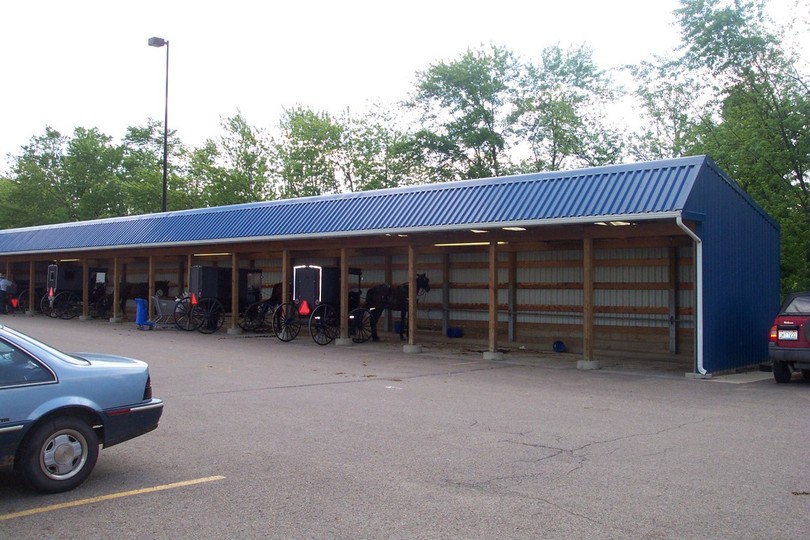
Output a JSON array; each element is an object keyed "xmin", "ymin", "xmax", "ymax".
[{"xmin": 0, "ymin": 155, "xmax": 742, "ymax": 255}]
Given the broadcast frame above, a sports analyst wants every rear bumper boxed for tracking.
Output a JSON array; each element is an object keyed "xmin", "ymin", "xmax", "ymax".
[
  {"xmin": 769, "ymin": 347, "xmax": 810, "ymax": 369},
  {"xmin": 101, "ymin": 398, "xmax": 164, "ymax": 448}
]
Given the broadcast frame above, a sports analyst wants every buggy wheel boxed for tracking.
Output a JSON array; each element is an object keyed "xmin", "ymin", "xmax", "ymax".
[
  {"xmin": 94, "ymin": 294, "xmax": 113, "ymax": 319},
  {"xmin": 310, "ymin": 304, "xmax": 338, "ymax": 345},
  {"xmin": 238, "ymin": 301, "xmax": 266, "ymax": 332},
  {"xmin": 40, "ymin": 294, "xmax": 57, "ymax": 318},
  {"xmin": 174, "ymin": 297, "xmax": 200, "ymax": 331},
  {"xmin": 55, "ymin": 291, "xmax": 82, "ymax": 319},
  {"xmin": 17, "ymin": 289, "xmax": 30, "ymax": 313},
  {"xmin": 194, "ymin": 297, "xmax": 225, "ymax": 334},
  {"xmin": 272, "ymin": 302, "xmax": 301, "ymax": 341},
  {"xmin": 349, "ymin": 307, "xmax": 373, "ymax": 343}
]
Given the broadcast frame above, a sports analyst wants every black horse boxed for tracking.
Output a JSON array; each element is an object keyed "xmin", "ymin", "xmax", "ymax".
[{"xmin": 364, "ymin": 273, "xmax": 430, "ymax": 341}]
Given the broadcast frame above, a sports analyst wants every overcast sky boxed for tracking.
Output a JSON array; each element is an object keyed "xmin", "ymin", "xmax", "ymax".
[{"xmin": 1, "ymin": 0, "xmax": 804, "ymax": 169}]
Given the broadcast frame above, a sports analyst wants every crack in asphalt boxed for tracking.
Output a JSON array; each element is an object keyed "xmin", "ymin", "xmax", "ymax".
[{"xmin": 163, "ymin": 361, "xmax": 518, "ymax": 398}]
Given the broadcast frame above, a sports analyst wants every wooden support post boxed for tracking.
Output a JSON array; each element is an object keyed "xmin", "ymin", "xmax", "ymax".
[
  {"xmin": 27, "ymin": 261, "xmax": 35, "ymax": 314},
  {"xmin": 384, "ymin": 254, "xmax": 393, "ymax": 332},
  {"xmin": 508, "ymin": 250, "xmax": 517, "ymax": 343},
  {"xmin": 282, "ymin": 250, "xmax": 290, "ymax": 304},
  {"xmin": 111, "ymin": 257, "xmax": 121, "ymax": 322},
  {"xmin": 186, "ymin": 254, "xmax": 193, "ymax": 295},
  {"xmin": 668, "ymin": 246, "xmax": 679, "ymax": 354},
  {"xmin": 148, "ymin": 256, "xmax": 155, "ymax": 317},
  {"xmin": 442, "ymin": 252, "xmax": 450, "ymax": 337},
  {"xmin": 339, "ymin": 248, "xmax": 349, "ymax": 341},
  {"xmin": 81, "ymin": 258, "xmax": 90, "ymax": 319},
  {"xmin": 485, "ymin": 242, "xmax": 502, "ymax": 360},
  {"xmin": 408, "ymin": 245, "xmax": 416, "ymax": 346},
  {"xmin": 403, "ymin": 245, "xmax": 421, "ymax": 353},
  {"xmin": 579, "ymin": 237, "xmax": 598, "ymax": 369},
  {"xmin": 230, "ymin": 252, "xmax": 240, "ymax": 332}
]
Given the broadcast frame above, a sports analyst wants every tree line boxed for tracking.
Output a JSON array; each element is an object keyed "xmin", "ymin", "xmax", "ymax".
[{"xmin": 1, "ymin": 0, "xmax": 808, "ymax": 294}]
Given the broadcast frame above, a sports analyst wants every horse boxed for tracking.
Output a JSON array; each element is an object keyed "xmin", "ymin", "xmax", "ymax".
[
  {"xmin": 119, "ymin": 280, "xmax": 171, "ymax": 317},
  {"xmin": 363, "ymin": 273, "xmax": 430, "ymax": 341}
]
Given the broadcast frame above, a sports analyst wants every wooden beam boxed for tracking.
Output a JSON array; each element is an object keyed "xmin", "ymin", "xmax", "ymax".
[
  {"xmin": 81, "ymin": 258, "xmax": 90, "ymax": 318},
  {"xmin": 112, "ymin": 256, "xmax": 121, "ymax": 320},
  {"xmin": 27, "ymin": 261, "xmax": 35, "ymax": 313},
  {"xmin": 231, "ymin": 252, "xmax": 239, "ymax": 331},
  {"xmin": 582, "ymin": 237, "xmax": 594, "ymax": 361},
  {"xmin": 488, "ymin": 241, "xmax": 498, "ymax": 353},
  {"xmin": 282, "ymin": 250, "xmax": 290, "ymax": 304},
  {"xmin": 408, "ymin": 245, "xmax": 416, "ymax": 346},
  {"xmin": 340, "ymin": 248, "xmax": 349, "ymax": 339},
  {"xmin": 441, "ymin": 253, "xmax": 450, "ymax": 337},
  {"xmin": 669, "ymin": 246, "xmax": 679, "ymax": 353},
  {"xmin": 508, "ymin": 250, "xmax": 517, "ymax": 342}
]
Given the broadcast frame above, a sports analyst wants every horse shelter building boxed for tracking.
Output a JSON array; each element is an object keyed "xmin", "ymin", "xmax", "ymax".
[{"xmin": 0, "ymin": 155, "xmax": 780, "ymax": 376}]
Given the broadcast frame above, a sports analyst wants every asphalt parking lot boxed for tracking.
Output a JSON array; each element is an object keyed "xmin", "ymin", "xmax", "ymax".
[{"xmin": 1, "ymin": 315, "xmax": 808, "ymax": 539}]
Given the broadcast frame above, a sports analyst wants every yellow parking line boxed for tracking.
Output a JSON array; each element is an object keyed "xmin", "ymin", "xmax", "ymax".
[{"xmin": 0, "ymin": 475, "xmax": 225, "ymax": 522}]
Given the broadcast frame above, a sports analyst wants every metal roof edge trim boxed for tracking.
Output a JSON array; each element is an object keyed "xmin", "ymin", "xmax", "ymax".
[{"xmin": 0, "ymin": 212, "xmax": 686, "ymax": 257}]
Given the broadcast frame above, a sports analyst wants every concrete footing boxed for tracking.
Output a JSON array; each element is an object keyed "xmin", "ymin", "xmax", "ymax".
[
  {"xmin": 483, "ymin": 351, "xmax": 504, "ymax": 361},
  {"xmin": 403, "ymin": 344, "xmax": 422, "ymax": 354},
  {"xmin": 227, "ymin": 327, "xmax": 243, "ymax": 336},
  {"xmin": 577, "ymin": 360, "xmax": 601, "ymax": 370},
  {"xmin": 335, "ymin": 338, "xmax": 354, "ymax": 347}
]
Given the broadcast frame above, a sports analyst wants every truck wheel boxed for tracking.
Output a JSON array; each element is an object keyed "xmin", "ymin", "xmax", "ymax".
[{"xmin": 772, "ymin": 361, "xmax": 792, "ymax": 384}]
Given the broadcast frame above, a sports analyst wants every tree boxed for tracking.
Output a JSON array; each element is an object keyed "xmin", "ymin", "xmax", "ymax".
[
  {"xmin": 673, "ymin": 0, "xmax": 810, "ymax": 292},
  {"xmin": 120, "ymin": 120, "xmax": 193, "ymax": 214},
  {"xmin": 273, "ymin": 107, "xmax": 342, "ymax": 198},
  {"xmin": 627, "ymin": 58, "xmax": 704, "ymax": 161},
  {"xmin": 407, "ymin": 45, "xmax": 519, "ymax": 180},
  {"xmin": 512, "ymin": 44, "xmax": 624, "ymax": 172},
  {"xmin": 2, "ymin": 127, "xmax": 125, "ymax": 226},
  {"xmin": 201, "ymin": 112, "xmax": 275, "ymax": 206}
]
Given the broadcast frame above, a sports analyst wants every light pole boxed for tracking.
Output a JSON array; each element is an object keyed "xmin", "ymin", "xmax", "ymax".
[{"xmin": 148, "ymin": 36, "xmax": 169, "ymax": 212}]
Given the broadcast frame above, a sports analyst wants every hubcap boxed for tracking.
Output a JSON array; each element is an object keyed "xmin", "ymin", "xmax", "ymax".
[{"xmin": 42, "ymin": 430, "xmax": 87, "ymax": 479}]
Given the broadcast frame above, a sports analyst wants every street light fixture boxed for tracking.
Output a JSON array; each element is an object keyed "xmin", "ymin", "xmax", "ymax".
[{"xmin": 148, "ymin": 36, "xmax": 169, "ymax": 212}]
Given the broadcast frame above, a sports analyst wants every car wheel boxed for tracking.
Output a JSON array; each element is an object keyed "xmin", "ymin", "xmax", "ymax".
[
  {"xmin": 18, "ymin": 416, "xmax": 99, "ymax": 493},
  {"xmin": 801, "ymin": 369, "xmax": 810, "ymax": 381},
  {"xmin": 772, "ymin": 361, "xmax": 792, "ymax": 384}
]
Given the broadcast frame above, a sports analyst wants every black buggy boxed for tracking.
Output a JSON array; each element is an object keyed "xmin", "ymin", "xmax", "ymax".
[
  {"xmin": 174, "ymin": 265, "xmax": 262, "ymax": 333},
  {"xmin": 271, "ymin": 265, "xmax": 373, "ymax": 345},
  {"xmin": 41, "ymin": 264, "xmax": 113, "ymax": 319}
]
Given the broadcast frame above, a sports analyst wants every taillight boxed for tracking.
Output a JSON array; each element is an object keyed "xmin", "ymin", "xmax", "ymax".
[
  {"xmin": 769, "ymin": 325, "xmax": 778, "ymax": 342},
  {"xmin": 143, "ymin": 375, "xmax": 153, "ymax": 400}
]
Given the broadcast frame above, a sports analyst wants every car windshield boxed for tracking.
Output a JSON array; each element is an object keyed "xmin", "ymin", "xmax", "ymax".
[
  {"xmin": 0, "ymin": 325, "xmax": 90, "ymax": 366},
  {"xmin": 783, "ymin": 295, "xmax": 810, "ymax": 314}
]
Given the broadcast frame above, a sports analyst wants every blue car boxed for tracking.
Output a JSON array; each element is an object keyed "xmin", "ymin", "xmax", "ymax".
[{"xmin": 0, "ymin": 324, "xmax": 163, "ymax": 493}]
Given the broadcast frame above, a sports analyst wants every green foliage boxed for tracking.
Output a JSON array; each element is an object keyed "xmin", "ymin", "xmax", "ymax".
[
  {"xmin": 274, "ymin": 107, "xmax": 342, "ymax": 198},
  {"xmin": 672, "ymin": 0, "xmax": 810, "ymax": 294},
  {"xmin": 408, "ymin": 45, "xmax": 519, "ymax": 180},
  {"xmin": 199, "ymin": 112, "xmax": 274, "ymax": 206},
  {"xmin": 512, "ymin": 44, "xmax": 624, "ymax": 171}
]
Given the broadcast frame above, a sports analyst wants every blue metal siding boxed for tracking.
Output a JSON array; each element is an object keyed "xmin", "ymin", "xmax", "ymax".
[{"xmin": 684, "ymin": 159, "xmax": 781, "ymax": 372}]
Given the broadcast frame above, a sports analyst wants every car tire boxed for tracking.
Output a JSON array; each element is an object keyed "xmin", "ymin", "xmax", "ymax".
[
  {"xmin": 18, "ymin": 416, "xmax": 99, "ymax": 493},
  {"xmin": 801, "ymin": 369, "xmax": 810, "ymax": 381},
  {"xmin": 772, "ymin": 361, "xmax": 792, "ymax": 384}
]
